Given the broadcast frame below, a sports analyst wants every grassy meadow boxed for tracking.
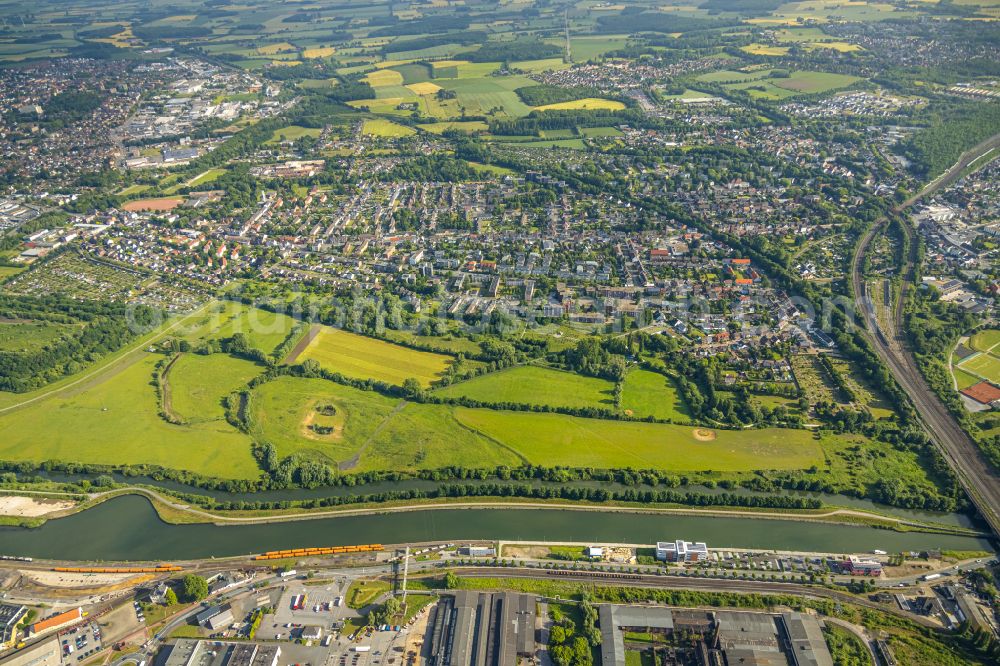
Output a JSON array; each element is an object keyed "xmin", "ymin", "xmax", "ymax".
[
  {"xmin": 166, "ymin": 353, "xmax": 263, "ymax": 423},
  {"xmin": 252, "ymin": 376, "xmax": 519, "ymax": 471},
  {"xmin": 436, "ymin": 365, "xmax": 616, "ymax": 410},
  {"xmin": 620, "ymin": 369, "xmax": 690, "ymax": 421},
  {"xmin": 453, "ymin": 408, "xmax": 824, "ymax": 472},
  {"xmin": 297, "ymin": 327, "xmax": 453, "ymax": 387},
  {"xmin": 0, "ymin": 354, "xmax": 260, "ymax": 478}
]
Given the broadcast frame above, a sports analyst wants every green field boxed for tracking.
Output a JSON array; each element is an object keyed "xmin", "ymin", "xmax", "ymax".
[
  {"xmin": 417, "ymin": 121, "xmax": 489, "ymax": 134},
  {"xmin": 362, "ymin": 118, "xmax": 416, "ymax": 137},
  {"xmin": 969, "ymin": 329, "xmax": 1000, "ymax": 353},
  {"xmin": 0, "ymin": 266, "xmax": 24, "ymax": 279},
  {"xmin": 770, "ymin": 71, "xmax": 861, "ymax": 94},
  {"xmin": 267, "ymin": 125, "xmax": 322, "ymax": 144},
  {"xmin": 620, "ymin": 369, "xmax": 690, "ymax": 421},
  {"xmin": 167, "ymin": 353, "xmax": 263, "ymax": 423},
  {"xmin": 959, "ymin": 352, "xmax": 1000, "ymax": 383},
  {"xmin": 535, "ymin": 98, "xmax": 625, "ymax": 111},
  {"xmin": 252, "ymin": 376, "xmax": 518, "ymax": 470},
  {"xmin": 953, "ymin": 366, "xmax": 982, "ymax": 390},
  {"xmin": 0, "ymin": 320, "xmax": 75, "ymax": 353},
  {"xmin": 297, "ymin": 327, "xmax": 452, "ymax": 387},
  {"xmin": 436, "ymin": 365, "xmax": 615, "ymax": 410},
  {"xmin": 185, "ymin": 168, "xmax": 227, "ymax": 188},
  {"xmin": 696, "ymin": 69, "xmax": 860, "ymax": 99},
  {"xmin": 381, "ymin": 330, "xmax": 482, "ymax": 355},
  {"xmin": 175, "ymin": 301, "xmax": 297, "ymax": 355},
  {"xmin": 0, "ymin": 354, "xmax": 260, "ymax": 479},
  {"xmin": 454, "ymin": 408, "xmax": 824, "ymax": 471}
]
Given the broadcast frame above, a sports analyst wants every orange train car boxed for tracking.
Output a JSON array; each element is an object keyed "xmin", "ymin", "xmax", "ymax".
[
  {"xmin": 253, "ymin": 544, "xmax": 382, "ymax": 560},
  {"xmin": 53, "ymin": 566, "xmax": 183, "ymax": 573}
]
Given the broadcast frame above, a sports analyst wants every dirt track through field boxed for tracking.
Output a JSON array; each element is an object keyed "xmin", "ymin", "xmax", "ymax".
[{"xmin": 283, "ymin": 324, "xmax": 319, "ymax": 364}]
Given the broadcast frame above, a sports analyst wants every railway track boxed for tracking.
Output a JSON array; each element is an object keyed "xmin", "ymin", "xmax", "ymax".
[
  {"xmin": 449, "ymin": 567, "xmax": 940, "ymax": 629},
  {"xmin": 851, "ymin": 133, "xmax": 1000, "ymax": 539}
]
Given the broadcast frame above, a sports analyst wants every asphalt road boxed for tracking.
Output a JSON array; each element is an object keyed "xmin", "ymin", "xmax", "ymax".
[{"xmin": 851, "ymin": 132, "xmax": 1000, "ymax": 540}]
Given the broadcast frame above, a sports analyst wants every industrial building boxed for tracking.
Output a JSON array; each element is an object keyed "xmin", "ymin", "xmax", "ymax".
[
  {"xmin": 0, "ymin": 605, "xmax": 27, "ymax": 650},
  {"xmin": 195, "ymin": 605, "xmax": 234, "ymax": 631},
  {"xmin": 598, "ymin": 605, "xmax": 833, "ymax": 666},
  {"xmin": 0, "ymin": 637, "xmax": 60, "ymax": 666},
  {"xmin": 842, "ymin": 557, "xmax": 883, "ymax": 576},
  {"xmin": 163, "ymin": 640, "xmax": 279, "ymax": 666},
  {"xmin": 656, "ymin": 540, "xmax": 709, "ymax": 562},
  {"xmin": 425, "ymin": 591, "xmax": 535, "ymax": 665},
  {"xmin": 29, "ymin": 608, "xmax": 81, "ymax": 636}
]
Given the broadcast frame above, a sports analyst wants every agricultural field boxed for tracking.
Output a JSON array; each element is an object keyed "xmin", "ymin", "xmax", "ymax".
[
  {"xmin": 620, "ymin": 369, "xmax": 690, "ymax": 421},
  {"xmin": 454, "ymin": 408, "xmax": 825, "ymax": 472},
  {"xmin": 296, "ymin": 327, "xmax": 453, "ymax": 387},
  {"xmin": 361, "ymin": 118, "xmax": 416, "ymax": 138},
  {"xmin": 435, "ymin": 365, "xmax": 616, "ymax": 410},
  {"xmin": 0, "ymin": 354, "xmax": 260, "ymax": 479},
  {"xmin": 252, "ymin": 376, "xmax": 517, "ymax": 471},
  {"xmin": 165, "ymin": 353, "xmax": 263, "ymax": 424},
  {"xmin": 695, "ymin": 69, "xmax": 860, "ymax": 99},
  {"xmin": 417, "ymin": 120, "xmax": 489, "ymax": 134},
  {"xmin": 742, "ymin": 44, "xmax": 790, "ymax": 56},
  {"xmin": 267, "ymin": 125, "xmax": 322, "ymax": 144},
  {"xmin": 121, "ymin": 197, "xmax": 183, "ymax": 212},
  {"xmin": 534, "ymin": 98, "xmax": 625, "ymax": 111}
]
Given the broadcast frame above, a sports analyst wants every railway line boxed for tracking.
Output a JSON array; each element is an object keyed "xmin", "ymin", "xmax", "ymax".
[
  {"xmin": 448, "ymin": 566, "xmax": 941, "ymax": 629},
  {"xmin": 851, "ymin": 132, "xmax": 1000, "ymax": 540}
]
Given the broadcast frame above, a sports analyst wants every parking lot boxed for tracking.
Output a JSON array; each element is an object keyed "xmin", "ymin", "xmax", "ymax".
[
  {"xmin": 257, "ymin": 579, "xmax": 359, "ymax": 642},
  {"xmin": 59, "ymin": 621, "xmax": 102, "ymax": 665}
]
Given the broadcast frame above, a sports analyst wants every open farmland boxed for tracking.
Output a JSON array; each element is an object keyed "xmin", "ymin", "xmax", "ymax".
[
  {"xmin": 267, "ymin": 125, "xmax": 322, "ymax": 144},
  {"xmin": 121, "ymin": 197, "xmax": 183, "ymax": 212},
  {"xmin": 620, "ymin": 369, "xmax": 690, "ymax": 421},
  {"xmin": 296, "ymin": 327, "xmax": 452, "ymax": 387},
  {"xmin": 252, "ymin": 376, "xmax": 518, "ymax": 470},
  {"xmin": 0, "ymin": 354, "xmax": 260, "ymax": 479},
  {"xmin": 165, "ymin": 353, "xmax": 263, "ymax": 424},
  {"xmin": 362, "ymin": 118, "xmax": 416, "ymax": 137},
  {"xmin": 534, "ymin": 98, "xmax": 625, "ymax": 111},
  {"xmin": 453, "ymin": 408, "xmax": 824, "ymax": 471},
  {"xmin": 435, "ymin": 365, "xmax": 615, "ymax": 410}
]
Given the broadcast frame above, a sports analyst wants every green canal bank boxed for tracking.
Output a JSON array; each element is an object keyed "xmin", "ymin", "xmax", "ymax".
[{"xmin": 0, "ymin": 495, "xmax": 993, "ymax": 561}]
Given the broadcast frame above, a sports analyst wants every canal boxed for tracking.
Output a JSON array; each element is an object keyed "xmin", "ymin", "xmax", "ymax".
[
  {"xmin": 35, "ymin": 472, "xmax": 981, "ymax": 529},
  {"xmin": 0, "ymin": 495, "xmax": 993, "ymax": 561}
]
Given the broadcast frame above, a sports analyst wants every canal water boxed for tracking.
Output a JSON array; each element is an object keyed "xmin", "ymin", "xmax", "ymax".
[
  {"xmin": 0, "ymin": 495, "xmax": 992, "ymax": 561},
  {"xmin": 34, "ymin": 472, "xmax": 980, "ymax": 529}
]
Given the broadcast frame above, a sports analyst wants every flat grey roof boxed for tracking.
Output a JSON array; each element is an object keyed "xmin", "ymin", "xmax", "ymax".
[{"xmin": 599, "ymin": 604, "xmax": 675, "ymax": 666}]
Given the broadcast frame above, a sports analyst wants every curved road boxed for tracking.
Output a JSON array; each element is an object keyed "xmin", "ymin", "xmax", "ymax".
[{"xmin": 851, "ymin": 132, "xmax": 1000, "ymax": 539}]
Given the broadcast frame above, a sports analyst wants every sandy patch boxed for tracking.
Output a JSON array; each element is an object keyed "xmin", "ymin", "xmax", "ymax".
[
  {"xmin": 406, "ymin": 82, "xmax": 442, "ymax": 96},
  {"xmin": 299, "ymin": 399, "xmax": 345, "ymax": 442},
  {"xmin": 22, "ymin": 570, "xmax": 142, "ymax": 588},
  {"xmin": 692, "ymin": 428, "xmax": 717, "ymax": 442},
  {"xmin": 0, "ymin": 496, "xmax": 75, "ymax": 517},
  {"xmin": 122, "ymin": 198, "xmax": 183, "ymax": 212}
]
